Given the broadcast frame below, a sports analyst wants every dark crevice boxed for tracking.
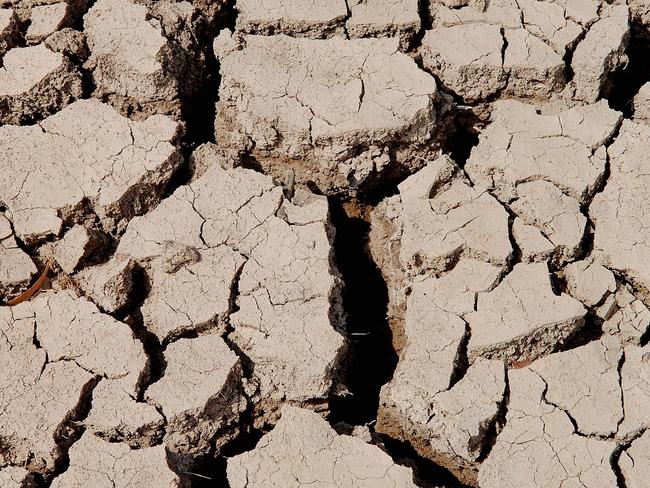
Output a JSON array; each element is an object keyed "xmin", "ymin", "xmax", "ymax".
[
  {"xmin": 499, "ymin": 27, "xmax": 507, "ymax": 67},
  {"xmin": 187, "ymin": 188, "xmax": 457, "ymax": 487},
  {"xmin": 191, "ymin": 246, "xmax": 262, "ymax": 488},
  {"xmin": 191, "ymin": 364, "xmax": 266, "ymax": 488},
  {"xmin": 118, "ymin": 266, "xmax": 168, "ymax": 399},
  {"xmin": 448, "ymin": 323, "xmax": 471, "ymax": 389},
  {"xmin": 41, "ymin": 375, "xmax": 102, "ymax": 487},
  {"xmin": 476, "ymin": 372, "xmax": 509, "ymax": 463},
  {"xmin": 577, "ymin": 117, "xmax": 621, "ymax": 265},
  {"xmin": 161, "ymin": 156, "xmax": 193, "ymax": 199},
  {"xmin": 194, "ymin": 419, "xmax": 265, "ymax": 488},
  {"xmin": 562, "ymin": 21, "xmax": 590, "ymax": 85},
  {"xmin": 342, "ymin": 0, "xmax": 352, "ymax": 39},
  {"xmin": 378, "ymin": 435, "xmax": 472, "ymax": 488},
  {"xmin": 615, "ymin": 349, "xmax": 626, "ymax": 435},
  {"xmin": 353, "ymin": 163, "xmax": 417, "ymax": 207},
  {"xmin": 639, "ymin": 322, "xmax": 650, "ymax": 347},
  {"xmin": 503, "ymin": 203, "xmax": 523, "ymax": 270},
  {"xmin": 131, "ymin": 317, "xmax": 167, "ymax": 398},
  {"xmin": 410, "ymin": 0, "xmax": 433, "ymax": 50},
  {"xmin": 323, "ymin": 196, "xmax": 470, "ymax": 487},
  {"xmin": 221, "ymin": 0, "xmax": 239, "ymax": 32},
  {"xmin": 611, "ymin": 445, "xmax": 630, "ymax": 488},
  {"xmin": 556, "ymin": 311, "xmax": 604, "ymax": 352},
  {"xmin": 611, "ymin": 428, "xmax": 647, "ymax": 488},
  {"xmin": 162, "ymin": 0, "xmax": 238, "ymax": 195},
  {"xmin": 607, "ymin": 28, "xmax": 650, "ymax": 117},
  {"xmin": 179, "ymin": 36, "xmax": 219, "ymax": 153},
  {"xmin": 179, "ymin": 0, "xmax": 239, "ymax": 151},
  {"xmin": 441, "ymin": 108, "xmax": 482, "ymax": 168},
  {"xmin": 327, "ymin": 197, "xmax": 398, "ymax": 426}
]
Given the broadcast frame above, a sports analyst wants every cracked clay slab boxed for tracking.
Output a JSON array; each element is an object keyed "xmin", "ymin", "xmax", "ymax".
[
  {"xmin": 0, "ymin": 98, "xmax": 182, "ymax": 244},
  {"xmin": 377, "ymin": 259, "xmax": 505, "ymax": 484},
  {"xmin": 511, "ymin": 216, "xmax": 555, "ymax": 263},
  {"xmin": 562, "ymin": 259, "xmax": 616, "ymax": 308},
  {"xmin": 0, "ymin": 301, "xmax": 96, "ymax": 472},
  {"xmin": 379, "ymin": 258, "xmax": 502, "ymax": 422},
  {"xmin": 6, "ymin": 1, "xmax": 648, "ymax": 486},
  {"xmin": 22, "ymin": 291, "xmax": 160, "ymax": 446},
  {"xmin": 235, "ymin": 0, "xmax": 419, "ymax": 47},
  {"xmin": 0, "ymin": 289, "xmax": 161, "ymax": 449},
  {"xmin": 50, "ymin": 431, "xmax": 180, "ymax": 487},
  {"xmin": 425, "ymin": 0, "xmax": 628, "ymax": 103},
  {"xmin": 227, "ymin": 405, "xmax": 419, "ymax": 488},
  {"xmin": 74, "ymin": 254, "xmax": 136, "ymax": 313},
  {"xmin": 234, "ymin": 0, "xmax": 348, "ymax": 37},
  {"xmin": 145, "ymin": 333, "xmax": 244, "ymax": 459},
  {"xmin": 25, "ymin": 3, "xmax": 69, "ymax": 44},
  {"xmin": 346, "ymin": 0, "xmax": 421, "ymax": 48},
  {"xmin": 510, "ymin": 180, "xmax": 587, "ymax": 262},
  {"xmin": 466, "ymin": 262, "xmax": 586, "ymax": 363},
  {"xmin": 214, "ymin": 32, "xmax": 439, "ymax": 192},
  {"xmin": 0, "ymin": 43, "xmax": 82, "ymax": 124},
  {"xmin": 392, "ymin": 155, "xmax": 512, "ymax": 275},
  {"xmin": 466, "ymin": 99, "xmax": 622, "ymax": 204},
  {"xmin": 140, "ymin": 245, "xmax": 245, "ymax": 341},
  {"xmin": 0, "ymin": 214, "xmax": 37, "ymax": 300},
  {"xmin": 83, "ymin": 0, "xmax": 189, "ymax": 115},
  {"xmin": 422, "ymin": 0, "xmax": 576, "ymax": 102},
  {"xmin": 570, "ymin": 4, "xmax": 629, "ymax": 103},
  {"xmin": 591, "ymin": 119, "xmax": 650, "ymax": 297},
  {"xmin": 528, "ymin": 335, "xmax": 623, "ymax": 437},
  {"xmin": 52, "ymin": 223, "xmax": 103, "ymax": 274},
  {"xmin": 479, "ymin": 367, "xmax": 618, "ymax": 488},
  {"xmin": 480, "ymin": 339, "xmax": 650, "ymax": 487},
  {"xmin": 602, "ymin": 285, "xmax": 650, "ymax": 345},
  {"xmin": 117, "ymin": 162, "xmax": 345, "ymax": 406},
  {"xmin": 618, "ymin": 343, "xmax": 650, "ymax": 437}
]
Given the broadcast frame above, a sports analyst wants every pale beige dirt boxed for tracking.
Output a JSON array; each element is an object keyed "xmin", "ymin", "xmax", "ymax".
[
  {"xmin": 2, "ymin": 2, "xmax": 650, "ymax": 487},
  {"xmin": 227, "ymin": 406, "xmax": 420, "ymax": 488}
]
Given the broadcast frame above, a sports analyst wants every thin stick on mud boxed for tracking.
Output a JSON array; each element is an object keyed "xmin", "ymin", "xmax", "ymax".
[{"xmin": 4, "ymin": 261, "xmax": 51, "ymax": 306}]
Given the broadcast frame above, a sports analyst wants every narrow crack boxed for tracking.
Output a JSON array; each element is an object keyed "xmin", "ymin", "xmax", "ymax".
[
  {"xmin": 410, "ymin": 0, "xmax": 433, "ymax": 50},
  {"xmin": 194, "ymin": 261, "xmax": 267, "ymax": 488},
  {"xmin": 578, "ymin": 116, "xmax": 623, "ymax": 265},
  {"xmin": 610, "ymin": 428, "xmax": 647, "ymax": 488},
  {"xmin": 327, "ymin": 196, "xmax": 397, "ymax": 426},
  {"xmin": 378, "ymin": 434, "xmax": 473, "ymax": 488},
  {"xmin": 476, "ymin": 369, "xmax": 509, "ymax": 463},
  {"xmin": 42, "ymin": 375, "xmax": 102, "ymax": 487},
  {"xmin": 325, "ymin": 195, "xmax": 474, "ymax": 488},
  {"xmin": 615, "ymin": 349, "xmax": 626, "ymax": 435},
  {"xmin": 608, "ymin": 24, "xmax": 650, "ymax": 116}
]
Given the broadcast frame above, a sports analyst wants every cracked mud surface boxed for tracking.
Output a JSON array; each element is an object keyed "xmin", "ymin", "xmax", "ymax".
[{"xmin": 1, "ymin": 0, "xmax": 650, "ymax": 487}]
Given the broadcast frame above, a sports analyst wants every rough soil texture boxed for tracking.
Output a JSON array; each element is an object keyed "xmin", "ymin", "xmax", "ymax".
[
  {"xmin": 214, "ymin": 32, "xmax": 441, "ymax": 193},
  {"xmin": 227, "ymin": 406, "xmax": 419, "ymax": 487},
  {"xmin": 2, "ymin": 1, "xmax": 650, "ymax": 487}
]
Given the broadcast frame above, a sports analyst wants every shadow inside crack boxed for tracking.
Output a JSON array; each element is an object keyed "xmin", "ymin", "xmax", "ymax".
[
  {"xmin": 327, "ymin": 197, "xmax": 398, "ymax": 427},
  {"xmin": 379, "ymin": 434, "xmax": 474, "ymax": 488},
  {"xmin": 608, "ymin": 27, "xmax": 650, "ymax": 117}
]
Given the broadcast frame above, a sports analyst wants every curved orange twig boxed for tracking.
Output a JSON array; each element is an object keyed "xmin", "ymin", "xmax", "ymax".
[{"xmin": 4, "ymin": 261, "xmax": 51, "ymax": 306}]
